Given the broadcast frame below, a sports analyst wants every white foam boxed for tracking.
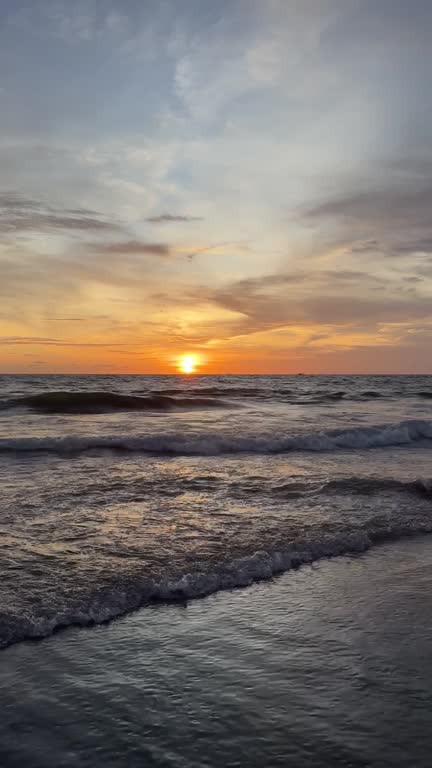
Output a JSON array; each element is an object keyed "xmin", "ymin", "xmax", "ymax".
[
  {"xmin": 2, "ymin": 518, "xmax": 432, "ymax": 649},
  {"xmin": 1, "ymin": 419, "xmax": 432, "ymax": 455}
]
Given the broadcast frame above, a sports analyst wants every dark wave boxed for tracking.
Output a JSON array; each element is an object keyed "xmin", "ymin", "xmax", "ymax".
[
  {"xmin": 4, "ymin": 391, "xmax": 231, "ymax": 413},
  {"xmin": 306, "ymin": 391, "xmax": 346, "ymax": 403},
  {"xmin": 62, "ymin": 473, "xmax": 432, "ymax": 504},
  {"xmin": 318, "ymin": 476, "xmax": 432, "ymax": 497},
  {"xmin": 9, "ymin": 387, "xmax": 422, "ymax": 411},
  {"xmin": 0, "ymin": 384, "xmax": 430, "ymax": 416},
  {"xmin": 142, "ymin": 387, "xmax": 389, "ymax": 404},
  {"xmin": 139, "ymin": 386, "xmax": 266, "ymax": 398},
  {"xmin": 233, "ymin": 476, "xmax": 432, "ymax": 500},
  {"xmin": 359, "ymin": 390, "xmax": 383, "ymax": 398}
]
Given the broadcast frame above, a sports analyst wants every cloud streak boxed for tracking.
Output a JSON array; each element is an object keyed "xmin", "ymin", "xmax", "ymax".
[
  {"xmin": 171, "ymin": 268, "xmax": 432, "ymax": 346},
  {"xmin": 0, "ymin": 193, "xmax": 119, "ymax": 235},
  {"xmin": 304, "ymin": 174, "xmax": 432, "ymax": 257},
  {"xmin": 0, "ymin": 336, "xmax": 135, "ymax": 348},
  {"xmin": 146, "ymin": 213, "xmax": 203, "ymax": 223},
  {"xmin": 90, "ymin": 240, "xmax": 172, "ymax": 257}
]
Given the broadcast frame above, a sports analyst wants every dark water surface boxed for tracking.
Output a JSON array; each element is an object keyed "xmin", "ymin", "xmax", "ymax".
[
  {"xmin": 1, "ymin": 374, "xmax": 432, "ymax": 648},
  {"xmin": 1, "ymin": 375, "xmax": 432, "ymax": 765},
  {"xmin": 1, "ymin": 537, "xmax": 432, "ymax": 767}
]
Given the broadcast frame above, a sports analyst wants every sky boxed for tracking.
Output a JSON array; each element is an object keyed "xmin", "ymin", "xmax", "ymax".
[{"xmin": 1, "ymin": 0, "xmax": 432, "ymax": 374}]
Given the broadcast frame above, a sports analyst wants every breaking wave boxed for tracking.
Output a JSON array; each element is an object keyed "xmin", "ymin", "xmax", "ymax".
[
  {"xmin": 1, "ymin": 419, "xmax": 432, "ymax": 454},
  {"xmin": 2, "ymin": 511, "xmax": 432, "ymax": 649}
]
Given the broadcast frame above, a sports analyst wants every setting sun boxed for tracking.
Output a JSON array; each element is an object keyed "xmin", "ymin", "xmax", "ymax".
[{"xmin": 178, "ymin": 354, "xmax": 200, "ymax": 374}]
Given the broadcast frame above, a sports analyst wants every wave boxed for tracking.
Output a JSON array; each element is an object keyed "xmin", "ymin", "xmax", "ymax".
[
  {"xmin": 143, "ymin": 386, "xmax": 265, "ymax": 398},
  {"xmin": 147, "ymin": 387, "xmax": 373, "ymax": 403},
  {"xmin": 2, "ymin": 509, "xmax": 432, "ymax": 649},
  {"xmin": 2, "ymin": 387, "xmax": 430, "ymax": 413},
  {"xmin": 266, "ymin": 476, "xmax": 432, "ymax": 499},
  {"xmin": 1, "ymin": 419, "xmax": 432, "ymax": 455},
  {"xmin": 306, "ymin": 391, "xmax": 347, "ymax": 403},
  {"xmin": 323, "ymin": 476, "xmax": 432, "ymax": 496},
  {"xmin": 3, "ymin": 391, "xmax": 230, "ymax": 413},
  {"xmin": 359, "ymin": 390, "xmax": 383, "ymax": 398}
]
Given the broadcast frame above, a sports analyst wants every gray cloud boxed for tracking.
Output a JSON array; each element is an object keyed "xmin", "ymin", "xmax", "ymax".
[
  {"xmin": 306, "ymin": 185, "xmax": 432, "ymax": 226},
  {"xmin": 184, "ymin": 240, "xmax": 250, "ymax": 262},
  {"xmin": 304, "ymin": 178, "xmax": 432, "ymax": 257},
  {"xmin": 91, "ymin": 240, "xmax": 171, "ymax": 257},
  {"xmin": 0, "ymin": 336, "xmax": 133, "ymax": 348},
  {"xmin": 0, "ymin": 192, "xmax": 119, "ymax": 235},
  {"xmin": 0, "ymin": 236, "xmax": 176, "ymax": 323},
  {"xmin": 146, "ymin": 213, "xmax": 203, "ymax": 223},
  {"xmin": 174, "ymin": 268, "xmax": 432, "ymax": 342}
]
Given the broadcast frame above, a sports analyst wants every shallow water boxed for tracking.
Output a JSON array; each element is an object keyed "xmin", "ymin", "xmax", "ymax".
[
  {"xmin": 1, "ymin": 374, "xmax": 432, "ymax": 646},
  {"xmin": 1, "ymin": 537, "xmax": 432, "ymax": 767}
]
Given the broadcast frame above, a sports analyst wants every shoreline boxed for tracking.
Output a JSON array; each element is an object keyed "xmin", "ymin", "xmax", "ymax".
[
  {"xmin": 2, "ymin": 536, "xmax": 432, "ymax": 766},
  {"xmin": 2, "ymin": 527, "xmax": 432, "ymax": 651}
]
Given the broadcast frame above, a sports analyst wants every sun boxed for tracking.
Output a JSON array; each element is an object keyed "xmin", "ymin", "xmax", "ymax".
[{"xmin": 178, "ymin": 354, "xmax": 200, "ymax": 374}]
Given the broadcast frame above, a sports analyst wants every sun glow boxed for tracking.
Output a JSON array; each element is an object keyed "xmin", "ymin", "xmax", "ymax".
[{"xmin": 178, "ymin": 354, "xmax": 200, "ymax": 374}]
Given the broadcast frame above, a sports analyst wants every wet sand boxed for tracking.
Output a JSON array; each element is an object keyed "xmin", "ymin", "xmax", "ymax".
[{"xmin": 1, "ymin": 536, "xmax": 432, "ymax": 767}]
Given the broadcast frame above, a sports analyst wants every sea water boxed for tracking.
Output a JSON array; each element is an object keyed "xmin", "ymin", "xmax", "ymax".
[{"xmin": 1, "ymin": 374, "xmax": 432, "ymax": 648}]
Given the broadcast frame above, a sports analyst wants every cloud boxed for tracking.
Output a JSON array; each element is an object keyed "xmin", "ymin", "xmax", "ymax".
[
  {"xmin": 304, "ymin": 178, "xmax": 432, "ymax": 257},
  {"xmin": 146, "ymin": 213, "xmax": 203, "ymax": 223},
  {"xmin": 306, "ymin": 184, "xmax": 432, "ymax": 229},
  {"xmin": 174, "ymin": 268, "xmax": 432, "ymax": 345},
  {"xmin": 0, "ymin": 192, "xmax": 119, "ymax": 235},
  {"xmin": 0, "ymin": 336, "xmax": 132, "ymax": 348},
  {"xmin": 0, "ymin": 240, "xmax": 172, "ymax": 314},
  {"xmin": 90, "ymin": 239, "xmax": 171, "ymax": 257},
  {"xmin": 183, "ymin": 240, "xmax": 251, "ymax": 262}
]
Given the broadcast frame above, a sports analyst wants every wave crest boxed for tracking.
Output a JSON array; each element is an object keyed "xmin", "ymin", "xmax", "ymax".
[
  {"xmin": 2, "ymin": 516, "xmax": 432, "ymax": 649},
  {"xmin": 1, "ymin": 419, "xmax": 432, "ymax": 454},
  {"xmin": 5, "ymin": 391, "xmax": 230, "ymax": 413}
]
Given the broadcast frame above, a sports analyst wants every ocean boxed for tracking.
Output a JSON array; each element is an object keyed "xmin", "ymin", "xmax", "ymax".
[{"xmin": 1, "ymin": 374, "xmax": 432, "ymax": 766}]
